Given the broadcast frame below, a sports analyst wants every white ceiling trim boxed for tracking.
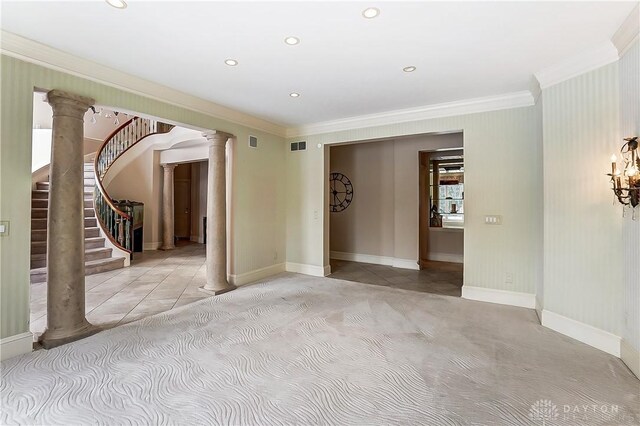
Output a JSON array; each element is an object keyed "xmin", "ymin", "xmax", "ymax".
[
  {"xmin": 612, "ymin": 3, "xmax": 639, "ymax": 57},
  {"xmin": 534, "ymin": 41, "xmax": 620, "ymax": 90},
  {"xmin": 0, "ymin": 31, "xmax": 287, "ymax": 137},
  {"xmin": 286, "ymin": 91, "xmax": 534, "ymax": 138}
]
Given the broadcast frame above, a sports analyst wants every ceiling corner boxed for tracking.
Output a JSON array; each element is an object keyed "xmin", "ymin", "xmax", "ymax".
[
  {"xmin": 534, "ymin": 41, "xmax": 620, "ymax": 90},
  {"xmin": 612, "ymin": 3, "xmax": 640, "ymax": 57}
]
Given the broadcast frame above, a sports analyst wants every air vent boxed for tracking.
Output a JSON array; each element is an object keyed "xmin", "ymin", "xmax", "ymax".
[
  {"xmin": 249, "ymin": 135, "xmax": 258, "ymax": 148},
  {"xmin": 291, "ymin": 141, "xmax": 306, "ymax": 152}
]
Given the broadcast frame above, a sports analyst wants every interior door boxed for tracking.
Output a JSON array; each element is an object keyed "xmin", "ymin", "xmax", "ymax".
[{"xmin": 174, "ymin": 180, "xmax": 191, "ymax": 239}]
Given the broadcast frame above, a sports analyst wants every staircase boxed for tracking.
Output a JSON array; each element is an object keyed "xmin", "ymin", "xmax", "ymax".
[{"xmin": 30, "ymin": 162, "xmax": 126, "ymax": 283}]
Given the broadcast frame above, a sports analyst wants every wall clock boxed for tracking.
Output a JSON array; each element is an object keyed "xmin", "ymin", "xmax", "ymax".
[{"xmin": 329, "ymin": 172, "xmax": 354, "ymax": 212}]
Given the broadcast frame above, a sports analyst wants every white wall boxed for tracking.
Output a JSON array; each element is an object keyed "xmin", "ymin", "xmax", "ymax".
[
  {"xmin": 542, "ymin": 62, "xmax": 622, "ymax": 337},
  {"xmin": 534, "ymin": 96, "xmax": 544, "ymax": 315},
  {"xmin": 619, "ymin": 39, "xmax": 640, "ymax": 374},
  {"xmin": 287, "ymin": 106, "xmax": 543, "ymax": 296},
  {"xmin": 32, "ymin": 132, "xmax": 101, "ymax": 172},
  {"xmin": 31, "ymin": 129, "xmax": 52, "ymax": 172},
  {"xmin": 329, "ymin": 140, "xmax": 395, "ymax": 257},
  {"xmin": 428, "ymin": 229, "xmax": 464, "ymax": 263},
  {"xmin": 105, "ymin": 147, "xmax": 162, "ymax": 248}
]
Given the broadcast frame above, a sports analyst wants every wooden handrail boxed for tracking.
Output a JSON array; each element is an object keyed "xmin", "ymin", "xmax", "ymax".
[
  {"xmin": 93, "ymin": 117, "xmax": 135, "ymax": 219},
  {"xmin": 92, "ymin": 116, "xmax": 173, "ymax": 255}
]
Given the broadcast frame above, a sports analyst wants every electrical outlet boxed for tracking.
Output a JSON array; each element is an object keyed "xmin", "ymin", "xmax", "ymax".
[
  {"xmin": 0, "ymin": 221, "xmax": 9, "ymax": 236},
  {"xmin": 274, "ymin": 250, "xmax": 278, "ymax": 260},
  {"xmin": 485, "ymin": 215, "xmax": 503, "ymax": 225},
  {"xmin": 313, "ymin": 210, "xmax": 319, "ymax": 220},
  {"xmin": 505, "ymin": 273, "xmax": 513, "ymax": 284}
]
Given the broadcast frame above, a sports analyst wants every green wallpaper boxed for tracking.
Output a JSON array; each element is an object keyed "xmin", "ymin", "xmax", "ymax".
[
  {"xmin": 0, "ymin": 55, "xmax": 286, "ymax": 339},
  {"xmin": 543, "ymin": 62, "xmax": 622, "ymax": 335},
  {"xmin": 286, "ymin": 106, "xmax": 544, "ymax": 298}
]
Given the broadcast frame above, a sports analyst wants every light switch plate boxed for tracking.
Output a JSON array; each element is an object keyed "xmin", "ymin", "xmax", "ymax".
[
  {"xmin": 0, "ymin": 221, "xmax": 9, "ymax": 236},
  {"xmin": 484, "ymin": 215, "xmax": 503, "ymax": 225}
]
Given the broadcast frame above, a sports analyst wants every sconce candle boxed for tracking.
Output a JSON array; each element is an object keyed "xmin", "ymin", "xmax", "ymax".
[{"xmin": 608, "ymin": 136, "xmax": 640, "ymax": 219}]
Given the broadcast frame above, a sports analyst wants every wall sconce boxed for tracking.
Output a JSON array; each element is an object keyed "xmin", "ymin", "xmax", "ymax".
[{"xmin": 609, "ymin": 136, "xmax": 639, "ymax": 219}]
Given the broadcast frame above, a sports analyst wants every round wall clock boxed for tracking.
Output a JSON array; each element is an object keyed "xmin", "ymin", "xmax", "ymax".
[{"xmin": 329, "ymin": 172, "xmax": 354, "ymax": 212}]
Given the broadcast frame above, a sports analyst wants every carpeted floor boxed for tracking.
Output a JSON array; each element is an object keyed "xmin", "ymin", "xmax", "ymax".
[{"xmin": 2, "ymin": 273, "xmax": 638, "ymax": 425}]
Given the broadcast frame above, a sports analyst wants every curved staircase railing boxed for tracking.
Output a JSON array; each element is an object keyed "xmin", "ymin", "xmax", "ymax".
[{"xmin": 94, "ymin": 117, "xmax": 171, "ymax": 256}]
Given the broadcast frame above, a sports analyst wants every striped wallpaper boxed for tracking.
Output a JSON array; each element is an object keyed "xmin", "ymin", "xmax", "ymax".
[
  {"xmin": 619, "ymin": 40, "xmax": 640, "ymax": 351},
  {"xmin": 542, "ymin": 62, "xmax": 623, "ymax": 335},
  {"xmin": 287, "ymin": 106, "xmax": 544, "ymax": 297},
  {"xmin": 0, "ymin": 56, "xmax": 287, "ymax": 339}
]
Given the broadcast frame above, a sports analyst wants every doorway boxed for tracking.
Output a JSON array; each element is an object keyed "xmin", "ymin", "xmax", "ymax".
[
  {"xmin": 174, "ymin": 163, "xmax": 192, "ymax": 240},
  {"xmin": 326, "ymin": 132, "xmax": 464, "ymax": 296},
  {"xmin": 418, "ymin": 150, "xmax": 464, "ymax": 268}
]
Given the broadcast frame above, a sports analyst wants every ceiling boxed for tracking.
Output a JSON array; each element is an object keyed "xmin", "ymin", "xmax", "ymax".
[
  {"xmin": 1, "ymin": 1, "xmax": 635, "ymax": 127},
  {"xmin": 32, "ymin": 93, "xmax": 125, "ymax": 140}
]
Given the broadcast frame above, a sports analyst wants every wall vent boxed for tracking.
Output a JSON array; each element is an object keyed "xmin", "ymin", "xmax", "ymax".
[
  {"xmin": 249, "ymin": 135, "xmax": 258, "ymax": 148},
  {"xmin": 291, "ymin": 141, "xmax": 306, "ymax": 151}
]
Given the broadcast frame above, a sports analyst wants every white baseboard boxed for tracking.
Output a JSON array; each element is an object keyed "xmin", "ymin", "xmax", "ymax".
[
  {"xmin": 0, "ymin": 332, "xmax": 33, "ymax": 361},
  {"xmin": 541, "ymin": 310, "xmax": 621, "ymax": 357},
  {"xmin": 286, "ymin": 262, "xmax": 330, "ymax": 277},
  {"xmin": 330, "ymin": 251, "xmax": 419, "ymax": 270},
  {"xmin": 427, "ymin": 253, "xmax": 463, "ymax": 263},
  {"xmin": 535, "ymin": 296, "xmax": 543, "ymax": 321},
  {"xmin": 462, "ymin": 286, "xmax": 536, "ymax": 309},
  {"xmin": 143, "ymin": 242, "xmax": 161, "ymax": 251},
  {"xmin": 621, "ymin": 339, "xmax": 640, "ymax": 379},
  {"xmin": 229, "ymin": 263, "xmax": 285, "ymax": 286},
  {"xmin": 330, "ymin": 251, "xmax": 393, "ymax": 266},
  {"xmin": 392, "ymin": 258, "xmax": 420, "ymax": 270},
  {"xmin": 323, "ymin": 264, "xmax": 331, "ymax": 276}
]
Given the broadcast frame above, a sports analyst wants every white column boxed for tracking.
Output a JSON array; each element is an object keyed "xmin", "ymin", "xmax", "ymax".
[
  {"xmin": 40, "ymin": 90, "xmax": 97, "ymax": 349},
  {"xmin": 160, "ymin": 163, "xmax": 177, "ymax": 250},
  {"xmin": 200, "ymin": 130, "xmax": 236, "ymax": 295}
]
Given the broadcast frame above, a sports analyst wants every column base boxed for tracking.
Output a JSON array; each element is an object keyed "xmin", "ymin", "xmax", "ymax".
[
  {"xmin": 39, "ymin": 321, "xmax": 101, "ymax": 350},
  {"xmin": 159, "ymin": 244, "xmax": 175, "ymax": 251},
  {"xmin": 199, "ymin": 284, "xmax": 237, "ymax": 296}
]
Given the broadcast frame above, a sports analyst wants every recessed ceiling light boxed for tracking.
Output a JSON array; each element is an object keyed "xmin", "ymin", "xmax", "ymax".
[
  {"xmin": 105, "ymin": 0, "xmax": 127, "ymax": 9},
  {"xmin": 403, "ymin": 66, "xmax": 417, "ymax": 72},
  {"xmin": 224, "ymin": 59, "xmax": 238, "ymax": 66},
  {"xmin": 362, "ymin": 7, "xmax": 380, "ymax": 19},
  {"xmin": 289, "ymin": 93, "xmax": 300, "ymax": 98},
  {"xmin": 284, "ymin": 36, "xmax": 300, "ymax": 46}
]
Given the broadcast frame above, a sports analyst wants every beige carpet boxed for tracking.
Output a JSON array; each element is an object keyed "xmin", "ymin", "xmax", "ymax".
[{"xmin": 1, "ymin": 273, "xmax": 638, "ymax": 425}]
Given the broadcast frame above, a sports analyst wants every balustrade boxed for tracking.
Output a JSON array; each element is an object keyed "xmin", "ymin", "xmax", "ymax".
[{"xmin": 93, "ymin": 117, "xmax": 167, "ymax": 254}]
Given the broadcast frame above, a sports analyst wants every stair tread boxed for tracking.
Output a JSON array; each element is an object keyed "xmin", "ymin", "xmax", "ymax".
[
  {"xmin": 32, "ymin": 226, "xmax": 100, "ymax": 233},
  {"xmin": 31, "ymin": 247, "xmax": 112, "ymax": 260},
  {"xmin": 31, "ymin": 236, "xmax": 104, "ymax": 246},
  {"xmin": 30, "ymin": 256, "xmax": 126, "ymax": 275}
]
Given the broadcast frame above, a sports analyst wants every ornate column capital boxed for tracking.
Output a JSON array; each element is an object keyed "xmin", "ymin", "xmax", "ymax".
[
  {"xmin": 46, "ymin": 89, "xmax": 94, "ymax": 119},
  {"xmin": 203, "ymin": 130, "xmax": 234, "ymax": 146},
  {"xmin": 161, "ymin": 163, "xmax": 178, "ymax": 170}
]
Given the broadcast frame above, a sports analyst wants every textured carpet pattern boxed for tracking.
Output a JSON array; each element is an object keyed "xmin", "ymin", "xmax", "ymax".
[{"xmin": 1, "ymin": 273, "xmax": 638, "ymax": 425}]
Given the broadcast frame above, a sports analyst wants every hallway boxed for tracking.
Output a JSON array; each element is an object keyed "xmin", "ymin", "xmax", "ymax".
[{"xmin": 30, "ymin": 243, "xmax": 209, "ymax": 337}]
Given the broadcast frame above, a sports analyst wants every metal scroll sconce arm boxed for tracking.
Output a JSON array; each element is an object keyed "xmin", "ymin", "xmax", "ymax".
[{"xmin": 608, "ymin": 136, "xmax": 639, "ymax": 214}]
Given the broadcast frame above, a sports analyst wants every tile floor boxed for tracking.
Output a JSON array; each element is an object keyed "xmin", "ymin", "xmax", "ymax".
[
  {"xmin": 30, "ymin": 242, "xmax": 209, "ymax": 337},
  {"xmin": 328, "ymin": 258, "xmax": 463, "ymax": 296}
]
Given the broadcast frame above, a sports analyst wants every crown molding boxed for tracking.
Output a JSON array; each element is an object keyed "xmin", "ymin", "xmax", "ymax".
[
  {"xmin": 285, "ymin": 91, "xmax": 534, "ymax": 138},
  {"xmin": 0, "ymin": 31, "xmax": 287, "ymax": 137},
  {"xmin": 529, "ymin": 75, "xmax": 541, "ymax": 104},
  {"xmin": 612, "ymin": 3, "xmax": 639, "ymax": 57},
  {"xmin": 534, "ymin": 41, "xmax": 620, "ymax": 90}
]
